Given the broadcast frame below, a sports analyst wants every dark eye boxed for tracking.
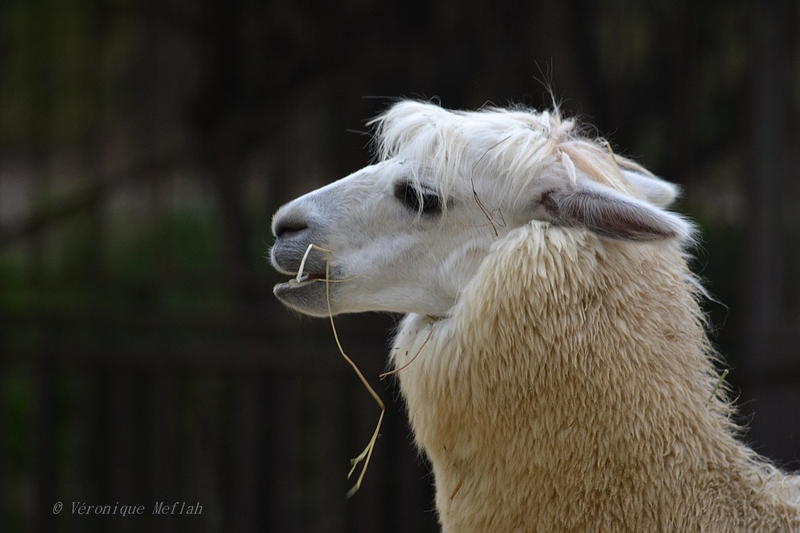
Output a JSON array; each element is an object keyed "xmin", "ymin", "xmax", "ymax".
[{"xmin": 394, "ymin": 181, "xmax": 441, "ymax": 214}]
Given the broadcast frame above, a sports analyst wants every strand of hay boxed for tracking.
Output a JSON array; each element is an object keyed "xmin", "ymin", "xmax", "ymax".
[
  {"xmin": 298, "ymin": 244, "xmax": 385, "ymax": 498},
  {"xmin": 379, "ymin": 325, "xmax": 435, "ymax": 380},
  {"xmin": 708, "ymin": 368, "xmax": 729, "ymax": 403}
]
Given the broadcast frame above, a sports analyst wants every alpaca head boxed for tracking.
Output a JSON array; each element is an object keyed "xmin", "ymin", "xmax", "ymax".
[{"xmin": 271, "ymin": 101, "xmax": 692, "ymax": 318}]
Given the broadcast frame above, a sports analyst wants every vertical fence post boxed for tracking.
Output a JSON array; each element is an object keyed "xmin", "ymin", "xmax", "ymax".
[
  {"xmin": 33, "ymin": 359, "xmax": 56, "ymax": 533},
  {"xmin": 230, "ymin": 371, "xmax": 262, "ymax": 533},
  {"xmin": 307, "ymin": 373, "xmax": 346, "ymax": 533},
  {"xmin": 108, "ymin": 365, "xmax": 134, "ymax": 533},
  {"xmin": 744, "ymin": 0, "xmax": 800, "ymax": 464},
  {"xmin": 151, "ymin": 364, "xmax": 178, "ymax": 533},
  {"xmin": 267, "ymin": 373, "xmax": 302, "ymax": 531}
]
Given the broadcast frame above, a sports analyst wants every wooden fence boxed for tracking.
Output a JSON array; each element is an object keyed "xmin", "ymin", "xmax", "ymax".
[{"xmin": 1, "ymin": 302, "xmax": 439, "ymax": 533}]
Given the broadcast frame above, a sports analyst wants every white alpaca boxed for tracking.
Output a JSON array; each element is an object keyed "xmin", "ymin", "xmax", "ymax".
[{"xmin": 270, "ymin": 101, "xmax": 800, "ymax": 532}]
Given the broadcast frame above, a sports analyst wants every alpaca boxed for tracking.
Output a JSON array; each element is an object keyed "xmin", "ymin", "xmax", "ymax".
[{"xmin": 270, "ymin": 100, "xmax": 800, "ymax": 532}]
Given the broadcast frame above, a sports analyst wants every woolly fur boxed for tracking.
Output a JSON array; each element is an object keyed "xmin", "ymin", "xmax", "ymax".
[{"xmin": 392, "ymin": 223, "xmax": 800, "ymax": 532}]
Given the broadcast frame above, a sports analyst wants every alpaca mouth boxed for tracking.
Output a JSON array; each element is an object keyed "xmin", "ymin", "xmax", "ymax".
[
  {"xmin": 273, "ymin": 267, "xmax": 332, "ymax": 298},
  {"xmin": 271, "ymin": 242, "xmax": 343, "ymax": 316},
  {"xmin": 286, "ymin": 271, "xmax": 327, "ymax": 285},
  {"xmin": 289, "ymin": 272, "xmax": 325, "ymax": 285},
  {"xmin": 271, "ymin": 260, "xmax": 328, "ymax": 286},
  {"xmin": 270, "ymin": 249, "xmax": 330, "ymax": 286},
  {"xmin": 273, "ymin": 271, "xmax": 336, "ymax": 317}
]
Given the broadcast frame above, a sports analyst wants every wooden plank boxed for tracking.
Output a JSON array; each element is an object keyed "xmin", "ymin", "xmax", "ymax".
[
  {"xmin": 230, "ymin": 371, "xmax": 262, "ymax": 533},
  {"xmin": 150, "ymin": 365, "xmax": 178, "ymax": 533},
  {"xmin": 107, "ymin": 365, "xmax": 134, "ymax": 533},
  {"xmin": 186, "ymin": 372, "xmax": 223, "ymax": 532},
  {"xmin": 267, "ymin": 374, "xmax": 302, "ymax": 531},
  {"xmin": 32, "ymin": 361, "xmax": 56, "ymax": 533},
  {"xmin": 0, "ymin": 308, "xmax": 394, "ymax": 374},
  {"xmin": 306, "ymin": 373, "xmax": 346, "ymax": 533}
]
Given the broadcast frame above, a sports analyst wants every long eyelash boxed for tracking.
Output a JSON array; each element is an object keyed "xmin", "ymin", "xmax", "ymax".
[{"xmin": 395, "ymin": 181, "xmax": 441, "ymax": 214}]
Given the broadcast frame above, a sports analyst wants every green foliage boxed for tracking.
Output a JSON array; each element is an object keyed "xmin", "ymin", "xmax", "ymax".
[{"xmin": 0, "ymin": 205, "xmax": 236, "ymax": 315}]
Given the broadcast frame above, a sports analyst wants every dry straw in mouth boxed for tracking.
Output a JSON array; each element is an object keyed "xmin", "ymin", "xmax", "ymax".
[{"xmin": 299, "ymin": 243, "xmax": 385, "ymax": 498}]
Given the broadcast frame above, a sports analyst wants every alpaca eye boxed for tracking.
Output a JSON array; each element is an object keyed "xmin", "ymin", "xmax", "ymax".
[{"xmin": 394, "ymin": 181, "xmax": 441, "ymax": 214}]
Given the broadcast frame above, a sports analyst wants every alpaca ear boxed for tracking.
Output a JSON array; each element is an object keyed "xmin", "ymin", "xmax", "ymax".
[
  {"xmin": 539, "ymin": 177, "xmax": 693, "ymax": 242},
  {"xmin": 622, "ymin": 170, "xmax": 681, "ymax": 207}
]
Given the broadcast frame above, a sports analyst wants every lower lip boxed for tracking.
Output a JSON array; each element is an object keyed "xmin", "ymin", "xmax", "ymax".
[
  {"xmin": 286, "ymin": 278, "xmax": 316, "ymax": 287},
  {"xmin": 273, "ymin": 278, "xmax": 333, "ymax": 317},
  {"xmin": 274, "ymin": 275, "xmax": 332, "ymax": 294},
  {"xmin": 274, "ymin": 279, "xmax": 318, "ymax": 296}
]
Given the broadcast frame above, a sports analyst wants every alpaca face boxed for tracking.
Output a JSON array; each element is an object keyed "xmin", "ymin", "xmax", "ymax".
[
  {"xmin": 270, "ymin": 158, "xmax": 508, "ymax": 317},
  {"xmin": 271, "ymin": 102, "xmax": 691, "ymax": 318}
]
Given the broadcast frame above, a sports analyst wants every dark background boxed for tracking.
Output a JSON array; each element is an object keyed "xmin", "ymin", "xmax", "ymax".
[{"xmin": 1, "ymin": 1, "xmax": 798, "ymax": 532}]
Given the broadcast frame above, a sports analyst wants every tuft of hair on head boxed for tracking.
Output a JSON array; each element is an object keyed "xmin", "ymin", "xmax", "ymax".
[{"xmin": 370, "ymin": 99, "xmax": 695, "ymax": 244}]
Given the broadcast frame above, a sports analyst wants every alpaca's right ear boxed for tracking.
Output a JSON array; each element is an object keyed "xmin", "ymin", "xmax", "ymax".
[
  {"xmin": 538, "ymin": 177, "xmax": 694, "ymax": 242},
  {"xmin": 622, "ymin": 170, "xmax": 680, "ymax": 207}
]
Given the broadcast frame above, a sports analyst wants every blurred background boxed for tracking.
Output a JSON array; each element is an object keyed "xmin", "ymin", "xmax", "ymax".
[{"xmin": 1, "ymin": 0, "xmax": 798, "ymax": 531}]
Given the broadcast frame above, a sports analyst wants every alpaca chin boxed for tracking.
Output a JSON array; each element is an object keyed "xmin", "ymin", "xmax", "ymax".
[{"xmin": 273, "ymin": 279, "xmax": 335, "ymax": 317}]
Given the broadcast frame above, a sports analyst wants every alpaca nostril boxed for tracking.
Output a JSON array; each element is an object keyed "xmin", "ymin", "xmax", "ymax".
[{"xmin": 274, "ymin": 218, "xmax": 309, "ymax": 238}]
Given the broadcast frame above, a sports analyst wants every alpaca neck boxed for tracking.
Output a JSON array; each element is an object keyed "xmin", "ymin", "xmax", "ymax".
[{"xmin": 393, "ymin": 224, "xmax": 796, "ymax": 532}]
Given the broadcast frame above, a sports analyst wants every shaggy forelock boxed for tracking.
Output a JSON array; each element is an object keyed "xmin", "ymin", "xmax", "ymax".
[{"xmin": 369, "ymin": 100, "xmax": 647, "ymax": 200}]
